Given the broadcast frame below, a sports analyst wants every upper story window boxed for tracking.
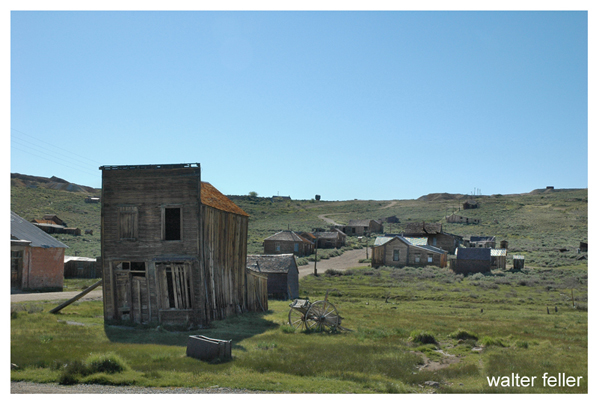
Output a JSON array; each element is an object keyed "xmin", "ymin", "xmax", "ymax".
[
  {"xmin": 163, "ymin": 205, "xmax": 182, "ymax": 241},
  {"xmin": 118, "ymin": 206, "xmax": 138, "ymax": 240}
]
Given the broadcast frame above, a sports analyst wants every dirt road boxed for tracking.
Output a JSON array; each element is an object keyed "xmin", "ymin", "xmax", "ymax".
[
  {"xmin": 297, "ymin": 248, "xmax": 368, "ymax": 278},
  {"xmin": 10, "ymin": 289, "xmax": 103, "ymax": 303}
]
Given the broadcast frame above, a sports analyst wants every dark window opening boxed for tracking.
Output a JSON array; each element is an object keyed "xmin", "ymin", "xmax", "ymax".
[{"xmin": 164, "ymin": 208, "xmax": 181, "ymax": 240}]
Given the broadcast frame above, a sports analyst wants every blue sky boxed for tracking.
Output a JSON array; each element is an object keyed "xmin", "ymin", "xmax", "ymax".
[{"xmin": 9, "ymin": 8, "xmax": 589, "ymax": 201}]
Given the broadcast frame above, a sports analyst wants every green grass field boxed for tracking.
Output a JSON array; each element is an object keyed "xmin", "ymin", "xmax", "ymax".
[
  {"xmin": 11, "ymin": 264, "xmax": 587, "ymax": 393},
  {"xmin": 10, "ymin": 182, "xmax": 587, "ymax": 392}
]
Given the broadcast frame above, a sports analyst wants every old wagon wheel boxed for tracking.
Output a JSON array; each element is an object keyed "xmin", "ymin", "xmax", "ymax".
[
  {"xmin": 305, "ymin": 300, "xmax": 339, "ymax": 332},
  {"xmin": 288, "ymin": 308, "xmax": 307, "ymax": 330}
]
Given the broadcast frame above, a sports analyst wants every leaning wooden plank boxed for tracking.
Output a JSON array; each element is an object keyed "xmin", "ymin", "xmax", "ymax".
[{"xmin": 49, "ymin": 280, "xmax": 103, "ymax": 314}]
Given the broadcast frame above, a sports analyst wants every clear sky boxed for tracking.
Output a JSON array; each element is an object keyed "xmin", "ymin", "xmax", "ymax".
[{"xmin": 9, "ymin": 6, "xmax": 590, "ymax": 201}]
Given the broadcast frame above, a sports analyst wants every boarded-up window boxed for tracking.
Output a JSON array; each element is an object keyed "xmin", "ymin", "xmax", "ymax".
[
  {"xmin": 163, "ymin": 206, "xmax": 182, "ymax": 241},
  {"xmin": 275, "ymin": 243, "xmax": 281, "ymax": 252},
  {"xmin": 162, "ymin": 263, "xmax": 191, "ymax": 309},
  {"xmin": 415, "ymin": 254, "xmax": 421, "ymax": 263},
  {"xmin": 118, "ymin": 206, "xmax": 138, "ymax": 240}
]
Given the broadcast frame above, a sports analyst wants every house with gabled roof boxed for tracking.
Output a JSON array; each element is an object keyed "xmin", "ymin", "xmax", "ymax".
[
  {"xmin": 371, "ymin": 235, "xmax": 447, "ymax": 268},
  {"xmin": 402, "ymin": 222, "xmax": 462, "ymax": 253},
  {"xmin": 11, "ymin": 211, "xmax": 68, "ymax": 291},
  {"xmin": 99, "ymin": 163, "xmax": 263, "ymax": 326},
  {"xmin": 247, "ymin": 254, "xmax": 299, "ymax": 299},
  {"xmin": 301, "ymin": 229, "xmax": 347, "ymax": 249},
  {"xmin": 263, "ymin": 230, "xmax": 314, "ymax": 256},
  {"xmin": 337, "ymin": 219, "xmax": 383, "ymax": 236}
]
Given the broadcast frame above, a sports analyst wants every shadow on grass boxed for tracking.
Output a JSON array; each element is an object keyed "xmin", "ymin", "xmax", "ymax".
[{"xmin": 103, "ymin": 310, "xmax": 279, "ymax": 350}]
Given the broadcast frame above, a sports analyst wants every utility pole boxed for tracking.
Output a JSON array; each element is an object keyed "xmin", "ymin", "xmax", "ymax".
[{"xmin": 314, "ymin": 238, "xmax": 318, "ymax": 276}]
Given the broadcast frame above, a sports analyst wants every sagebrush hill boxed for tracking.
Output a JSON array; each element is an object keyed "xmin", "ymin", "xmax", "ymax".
[{"xmin": 10, "ymin": 174, "xmax": 587, "ymax": 269}]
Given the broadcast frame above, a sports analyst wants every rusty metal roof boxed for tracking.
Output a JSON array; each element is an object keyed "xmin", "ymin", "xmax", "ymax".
[{"xmin": 201, "ymin": 182, "xmax": 249, "ymax": 217}]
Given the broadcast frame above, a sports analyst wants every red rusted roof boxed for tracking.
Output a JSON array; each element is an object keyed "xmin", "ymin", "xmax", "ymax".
[{"xmin": 201, "ymin": 182, "xmax": 249, "ymax": 217}]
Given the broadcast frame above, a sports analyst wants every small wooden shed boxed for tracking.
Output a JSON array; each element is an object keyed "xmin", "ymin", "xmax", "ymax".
[
  {"xmin": 246, "ymin": 254, "xmax": 299, "ymax": 299},
  {"xmin": 453, "ymin": 248, "xmax": 491, "ymax": 275},
  {"xmin": 64, "ymin": 256, "xmax": 98, "ymax": 279}
]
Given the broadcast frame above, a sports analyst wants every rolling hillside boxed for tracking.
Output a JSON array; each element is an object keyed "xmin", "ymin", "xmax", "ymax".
[{"xmin": 10, "ymin": 174, "xmax": 588, "ymax": 269}]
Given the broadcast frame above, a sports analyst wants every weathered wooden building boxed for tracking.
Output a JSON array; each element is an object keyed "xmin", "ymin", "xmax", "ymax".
[
  {"xmin": 402, "ymin": 222, "xmax": 462, "ymax": 253},
  {"xmin": 371, "ymin": 236, "xmax": 448, "ymax": 268},
  {"xmin": 263, "ymin": 230, "xmax": 314, "ymax": 256},
  {"xmin": 100, "ymin": 163, "xmax": 260, "ymax": 326},
  {"xmin": 490, "ymin": 249, "xmax": 507, "ymax": 270},
  {"xmin": 11, "ymin": 211, "xmax": 68, "ymax": 291},
  {"xmin": 453, "ymin": 248, "xmax": 491, "ymax": 275},
  {"xmin": 466, "ymin": 236, "xmax": 496, "ymax": 248},
  {"xmin": 303, "ymin": 230, "xmax": 347, "ymax": 249},
  {"xmin": 463, "ymin": 200, "xmax": 479, "ymax": 209},
  {"xmin": 247, "ymin": 254, "xmax": 299, "ymax": 299},
  {"xmin": 337, "ymin": 219, "xmax": 384, "ymax": 236},
  {"xmin": 445, "ymin": 214, "xmax": 480, "ymax": 224},
  {"xmin": 64, "ymin": 256, "xmax": 99, "ymax": 279}
]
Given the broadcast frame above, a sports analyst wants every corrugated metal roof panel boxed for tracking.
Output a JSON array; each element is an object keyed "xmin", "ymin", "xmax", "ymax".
[{"xmin": 10, "ymin": 212, "xmax": 69, "ymax": 249}]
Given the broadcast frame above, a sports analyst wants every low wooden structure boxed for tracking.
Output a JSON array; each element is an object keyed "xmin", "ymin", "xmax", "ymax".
[
  {"xmin": 337, "ymin": 219, "xmax": 384, "ymax": 236},
  {"xmin": 11, "ymin": 211, "xmax": 68, "ymax": 291},
  {"xmin": 445, "ymin": 214, "xmax": 480, "ymax": 224},
  {"xmin": 312, "ymin": 230, "xmax": 346, "ymax": 248},
  {"xmin": 100, "ymin": 163, "xmax": 261, "ymax": 326},
  {"xmin": 490, "ymin": 249, "xmax": 507, "ymax": 270},
  {"xmin": 263, "ymin": 230, "xmax": 314, "ymax": 256},
  {"xmin": 402, "ymin": 222, "xmax": 462, "ymax": 253},
  {"xmin": 371, "ymin": 236, "xmax": 448, "ymax": 268},
  {"xmin": 463, "ymin": 200, "xmax": 479, "ymax": 209},
  {"xmin": 453, "ymin": 248, "xmax": 491, "ymax": 275},
  {"xmin": 247, "ymin": 254, "xmax": 299, "ymax": 299},
  {"xmin": 466, "ymin": 236, "xmax": 496, "ymax": 248},
  {"xmin": 513, "ymin": 255, "xmax": 525, "ymax": 270},
  {"xmin": 64, "ymin": 256, "xmax": 98, "ymax": 279},
  {"xmin": 186, "ymin": 335, "xmax": 232, "ymax": 362}
]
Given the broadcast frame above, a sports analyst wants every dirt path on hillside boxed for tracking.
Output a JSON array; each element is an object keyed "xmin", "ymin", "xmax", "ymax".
[
  {"xmin": 317, "ymin": 213, "xmax": 349, "ymax": 226},
  {"xmin": 297, "ymin": 248, "xmax": 368, "ymax": 278},
  {"xmin": 382, "ymin": 201, "xmax": 398, "ymax": 209}
]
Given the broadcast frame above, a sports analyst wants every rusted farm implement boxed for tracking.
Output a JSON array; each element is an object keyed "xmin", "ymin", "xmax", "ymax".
[{"xmin": 288, "ymin": 291, "xmax": 349, "ymax": 332}]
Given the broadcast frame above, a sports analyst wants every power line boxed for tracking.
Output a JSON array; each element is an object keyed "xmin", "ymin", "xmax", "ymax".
[
  {"xmin": 11, "ymin": 138, "xmax": 100, "ymax": 176},
  {"xmin": 11, "ymin": 145, "xmax": 101, "ymax": 179},
  {"xmin": 11, "ymin": 128, "xmax": 105, "ymax": 166}
]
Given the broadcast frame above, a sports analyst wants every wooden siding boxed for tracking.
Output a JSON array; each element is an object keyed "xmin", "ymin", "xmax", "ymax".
[
  {"xmin": 371, "ymin": 238, "xmax": 446, "ymax": 268},
  {"xmin": 101, "ymin": 165, "xmax": 258, "ymax": 327}
]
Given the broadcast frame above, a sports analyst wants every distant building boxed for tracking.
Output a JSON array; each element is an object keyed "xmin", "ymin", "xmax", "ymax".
[
  {"xmin": 463, "ymin": 200, "xmax": 479, "ymax": 209},
  {"xmin": 64, "ymin": 256, "xmax": 98, "ymax": 279},
  {"xmin": 263, "ymin": 230, "xmax": 314, "ymax": 256},
  {"xmin": 11, "ymin": 211, "xmax": 68, "ymax": 291},
  {"xmin": 371, "ymin": 236, "xmax": 447, "ymax": 268},
  {"xmin": 402, "ymin": 222, "xmax": 462, "ymax": 253},
  {"xmin": 247, "ymin": 254, "xmax": 299, "ymax": 299},
  {"xmin": 453, "ymin": 248, "xmax": 491, "ymax": 275},
  {"xmin": 466, "ymin": 236, "xmax": 496, "ymax": 248},
  {"xmin": 337, "ymin": 219, "xmax": 384, "ymax": 236}
]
